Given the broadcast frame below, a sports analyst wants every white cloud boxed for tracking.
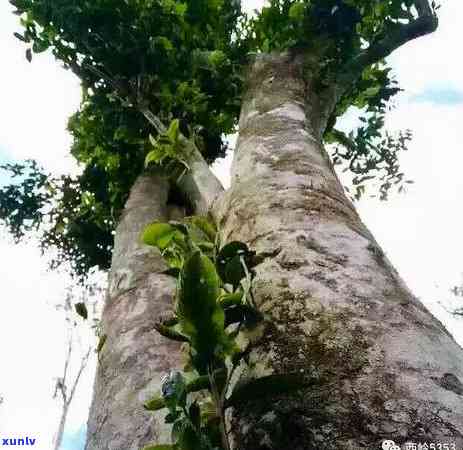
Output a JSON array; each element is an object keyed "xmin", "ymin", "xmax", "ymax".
[
  {"xmin": 355, "ymin": 97, "xmax": 463, "ymax": 345},
  {"xmin": 0, "ymin": 4, "xmax": 81, "ymax": 176},
  {"xmin": 0, "ymin": 232, "xmax": 99, "ymax": 448},
  {"xmin": 0, "ymin": 5, "xmax": 94, "ymax": 448},
  {"xmin": 388, "ymin": 0, "xmax": 463, "ymax": 94}
]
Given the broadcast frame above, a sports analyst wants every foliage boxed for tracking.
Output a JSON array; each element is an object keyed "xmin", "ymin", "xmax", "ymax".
[
  {"xmin": 2, "ymin": 0, "xmax": 438, "ymax": 278},
  {"xmin": 0, "ymin": 160, "xmax": 114, "ymax": 278},
  {"xmin": 145, "ymin": 119, "xmax": 192, "ymax": 181},
  {"xmin": 325, "ymin": 62, "xmax": 414, "ymax": 200},
  {"xmin": 10, "ymin": 0, "xmax": 245, "ymax": 151},
  {"xmin": 327, "ymin": 114, "xmax": 413, "ymax": 201},
  {"xmin": 3, "ymin": 0, "xmax": 249, "ymax": 276},
  {"xmin": 141, "ymin": 216, "xmax": 305, "ymax": 450},
  {"xmin": 250, "ymin": 0, "xmax": 423, "ymax": 199},
  {"xmin": 0, "ymin": 160, "xmax": 51, "ymax": 238}
]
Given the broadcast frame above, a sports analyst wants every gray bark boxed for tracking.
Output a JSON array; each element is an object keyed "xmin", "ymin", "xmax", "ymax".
[
  {"xmin": 86, "ymin": 173, "xmax": 183, "ymax": 450},
  {"xmin": 213, "ymin": 53, "xmax": 463, "ymax": 449},
  {"xmin": 86, "ymin": 51, "xmax": 463, "ymax": 450}
]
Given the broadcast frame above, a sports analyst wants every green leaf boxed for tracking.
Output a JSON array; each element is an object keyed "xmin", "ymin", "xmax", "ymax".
[
  {"xmin": 13, "ymin": 32, "xmax": 27, "ymax": 42},
  {"xmin": 189, "ymin": 401, "xmax": 201, "ymax": 428},
  {"xmin": 96, "ymin": 334, "xmax": 107, "ymax": 354},
  {"xmin": 184, "ymin": 374, "xmax": 210, "ymax": 393},
  {"xmin": 154, "ymin": 323, "xmax": 190, "ymax": 342},
  {"xmin": 177, "ymin": 420, "xmax": 203, "ymax": 450},
  {"xmin": 187, "ymin": 216, "xmax": 217, "ymax": 242},
  {"xmin": 226, "ymin": 374, "xmax": 309, "ymax": 408},
  {"xmin": 224, "ymin": 303, "xmax": 260, "ymax": 327},
  {"xmin": 144, "ymin": 394, "xmax": 166, "ymax": 411},
  {"xmin": 184, "ymin": 368, "xmax": 226, "ymax": 394},
  {"xmin": 217, "ymin": 241, "xmax": 250, "ymax": 263},
  {"xmin": 74, "ymin": 302, "xmax": 88, "ymax": 320},
  {"xmin": 217, "ymin": 242, "xmax": 249, "ymax": 281},
  {"xmin": 289, "ymin": 2, "xmax": 305, "ymax": 21},
  {"xmin": 145, "ymin": 372, "xmax": 221, "ymax": 413},
  {"xmin": 145, "ymin": 149, "xmax": 162, "ymax": 167},
  {"xmin": 32, "ymin": 40, "xmax": 49, "ymax": 53},
  {"xmin": 178, "ymin": 251, "xmax": 225, "ymax": 368},
  {"xmin": 218, "ymin": 291, "xmax": 244, "ymax": 308},
  {"xmin": 224, "ymin": 255, "xmax": 245, "ymax": 289},
  {"xmin": 162, "ymin": 371, "xmax": 187, "ymax": 412},
  {"xmin": 207, "ymin": 50, "xmax": 227, "ymax": 68},
  {"xmin": 166, "ymin": 119, "xmax": 180, "ymax": 143},
  {"xmin": 25, "ymin": 48, "xmax": 32, "ymax": 62},
  {"xmin": 165, "ymin": 410, "xmax": 181, "ymax": 423},
  {"xmin": 154, "ymin": 36, "xmax": 174, "ymax": 51},
  {"xmin": 168, "ymin": 221, "xmax": 189, "ymax": 235},
  {"xmin": 142, "ymin": 222, "xmax": 182, "ymax": 250}
]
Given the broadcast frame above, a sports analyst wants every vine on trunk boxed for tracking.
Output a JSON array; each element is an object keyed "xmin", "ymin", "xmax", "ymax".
[{"xmin": 140, "ymin": 216, "xmax": 306, "ymax": 450}]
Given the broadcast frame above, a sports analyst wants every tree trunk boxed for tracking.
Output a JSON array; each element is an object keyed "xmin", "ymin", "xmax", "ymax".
[
  {"xmin": 54, "ymin": 402, "xmax": 69, "ymax": 450},
  {"xmin": 86, "ymin": 173, "xmax": 182, "ymax": 450},
  {"xmin": 214, "ymin": 53, "xmax": 463, "ymax": 449}
]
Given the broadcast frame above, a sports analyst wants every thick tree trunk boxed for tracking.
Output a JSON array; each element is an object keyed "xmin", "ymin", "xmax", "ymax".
[
  {"xmin": 214, "ymin": 53, "xmax": 463, "ymax": 449},
  {"xmin": 86, "ymin": 174, "xmax": 182, "ymax": 450}
]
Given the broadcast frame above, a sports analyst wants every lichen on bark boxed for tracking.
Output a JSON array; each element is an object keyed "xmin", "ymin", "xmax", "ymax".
[
  {"xmin": 86, "ymin": 174, "xmax": 183, "ymax": 450},
  {"xmin": 214, "ymin": 53, "xmax": 463, "ymax": 449}
]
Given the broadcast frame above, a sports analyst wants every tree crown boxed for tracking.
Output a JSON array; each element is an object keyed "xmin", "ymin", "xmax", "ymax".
[{"xmin": 1, "ymin": 0, "xmax": 438, "ymax": 278}]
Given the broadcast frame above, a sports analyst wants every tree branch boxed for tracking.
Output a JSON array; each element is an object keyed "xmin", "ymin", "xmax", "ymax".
[
  {"xmin": 338, "ymin": 0, "xmax": 438, "ymax": 86},
  {"xmin": 67, "ymin": 346, "xmax": 92, "ymax": 406},
  {"xmin": 139, "ymin": 106, "xmax": 225, "ymax": 216},
  {"xmin": 70, "ymin": 62, "xmax": 225, "ymax": 215},
  {"xmin": 176, "ymin": 139, "xmax": 225, "ymax": 216}
]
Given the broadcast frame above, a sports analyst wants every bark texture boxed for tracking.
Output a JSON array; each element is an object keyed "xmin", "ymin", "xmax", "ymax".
[
  {"xmin": 86, "ymin": 174, "xmax": 182, "ymax": 450},
  {"xmin": 214, "ymin": 53, "xmax": 463, "ymax": 449}
]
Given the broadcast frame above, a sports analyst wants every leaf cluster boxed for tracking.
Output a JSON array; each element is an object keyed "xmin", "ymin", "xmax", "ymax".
[
  {"xmin": 250, "ymin": 0, "xmax": 428, "ymax": 58},
  {"xmin": 0, "ymin": 160, "xmax": 115, "ymax": 278},
  {"xmin": 5, "ymin": 0, "xmax": 252, "ymax": 277},
  {"xmin": 145, "ymin": 119, "xmax": 191, "ymax": 180},
  {"xmin": 325, "ymin": 63, "xmax": 412, "ymax": 200},
  {"xmin": 141, "ymin": 217, "xmax": 305, "ymax": 450},
  {"xmin": 10, "ymin": 0, "xmax": 246, "ymax": 151},
  {"xmin": 3, "ymin": 0, "xmax": 438, "ymax": 277}
]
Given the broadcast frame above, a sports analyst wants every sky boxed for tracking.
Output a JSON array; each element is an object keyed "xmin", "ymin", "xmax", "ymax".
[{"xmin": 1, "ymin": 1, "xmax": 463, "ymax": 449}]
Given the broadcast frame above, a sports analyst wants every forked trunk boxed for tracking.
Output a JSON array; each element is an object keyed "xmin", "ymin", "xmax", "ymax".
[
  {"xmin": 214, "ymin": 53, "xmax": 463, "ymax": 449},
  {"xmin": 86, "ymin": 53, "xmax": 463, "ymax": 450},
  {"xmin": 86, "ymin": 174, "xmax": 182, "ymax": 450}
]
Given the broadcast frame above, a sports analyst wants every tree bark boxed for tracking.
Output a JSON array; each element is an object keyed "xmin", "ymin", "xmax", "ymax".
[
  {"xmin": 214, "ymin": 53, "xmax": 463, "ymax": 449},
  {"xmin": 86, "ymin": 52, "xmax": 463, "ymax": 450},
  {"xmin": 54, "ymin": 402, "xmax": 69, "ymax": 450},
  {"xmin": 86, "ymin": 173, "xmax": 183, "ymax": 450}
]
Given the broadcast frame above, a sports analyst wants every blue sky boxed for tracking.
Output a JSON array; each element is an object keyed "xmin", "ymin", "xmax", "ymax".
[
  {"xmin": 0, "ymin": 147, "xmax": 12, "ymax": 162},
  {"xmin": 412, "ymin": 86, "xmax": 463, "ymax": 105},
  {"xmin": 61, "ymin": 426, "xmax": 86, "ymax": 450}
]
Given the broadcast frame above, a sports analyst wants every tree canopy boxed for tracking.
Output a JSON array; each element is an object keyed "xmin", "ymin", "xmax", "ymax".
[{"xmin": 1, "ymin": 0, "xmax": 438, "ymax": 278}]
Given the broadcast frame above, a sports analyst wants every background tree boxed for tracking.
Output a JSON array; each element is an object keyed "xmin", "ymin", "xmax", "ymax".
[
  {"xmin": 52, "ymin": 283, "xmax": 101, "ymax": 450},
  {"xmin": 3, "ymin": 0, "xmax": 463, "ymax": 449}
]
